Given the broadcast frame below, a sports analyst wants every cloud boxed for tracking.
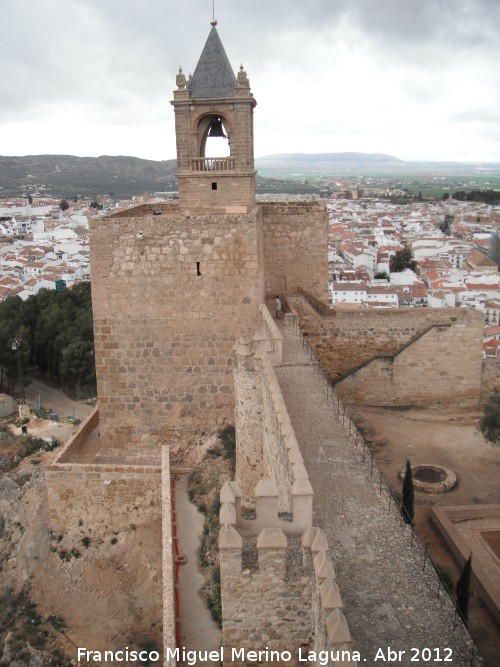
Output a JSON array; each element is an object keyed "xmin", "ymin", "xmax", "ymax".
[{"xmin": 1, "ymin": 0, "xmax": 499, "ymax": 161}]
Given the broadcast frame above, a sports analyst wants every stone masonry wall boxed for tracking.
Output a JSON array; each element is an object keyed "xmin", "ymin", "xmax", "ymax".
[
  {"xmin": 47, "ymin": 421, "xmax": 160, "ymax": 537},
  {"xmin": 262, "ymin": 202, "xmax": 329, "ymax": 302},
  {"xmin": 161, "ymin": 447, "xmax": 176, "ymax": 667},
  {"xmin": 234, "ymin": 317, "xmax": 312, "ymax": 517},
  {"xmin": 234, "ymin": 342, "xmax": 265, "ymax": 503},
  {"xmin": 90, "ymin": 206, "xmax": 264, "ymax": 465},
  {"xmin": 56, "ymin": 407, "xmax": 99, "ymax": 462},
  {"xmin": 303, "ymin": 527, "xmax": 356, "ymax": 667},
  {"xmin": 219, "ymin": 525, "xmax": 312, "ymax": 666},
  {"xmin": 218, "ymin": 514, "xmax": 355, "ymax": 666},
  {"xmin": 480, "ymin": 358, "xmax": 500, "ymax": 402},
  {"xmin": 46, "ymin": 461, "xmax": 161, "ymax": 537},
  {"xmin": 259, "ymin": 350, "xmax": 305, "ymax": 515},
  {"xmin": 220, "ymin": 477, "xmax": 312, "ymax": 538},
  {"xmin": 290, "ymin": 297, "xmax": 484, "ymax": 405},
  {"xmin": 177, "ymin": 174, "xmax": 255, "ymax": 212},
  {"xmin": 335, "ymin": 320, "xmax": 483, "ymax": 406}
]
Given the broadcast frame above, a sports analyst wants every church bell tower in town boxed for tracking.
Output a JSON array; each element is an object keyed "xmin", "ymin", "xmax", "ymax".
[{"xmin": 171, "ymin": 21, "xmax": 257, "ymax": 212}]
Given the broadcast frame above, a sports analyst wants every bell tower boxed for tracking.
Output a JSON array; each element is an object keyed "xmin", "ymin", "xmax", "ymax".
[{"xmin": 171, "ymin": 21, "xmax": 257, "ymax": 211}]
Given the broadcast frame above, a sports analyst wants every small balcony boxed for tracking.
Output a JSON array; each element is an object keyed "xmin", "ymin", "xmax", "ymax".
[{"xmin": 191, "ymin": 157, "xmax": 235, "ymax": 172}]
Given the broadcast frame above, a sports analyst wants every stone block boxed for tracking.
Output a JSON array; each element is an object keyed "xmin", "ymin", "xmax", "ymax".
[{"xmin": 326, "ymin": 609, "xmax": 352, "ymax": 645}]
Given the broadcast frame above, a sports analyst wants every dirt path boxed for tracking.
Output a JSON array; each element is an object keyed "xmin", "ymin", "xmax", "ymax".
[
  {"xmin": 354, "ymin": 405, "xmax": 500, "ymax": 507},
  {"xmin": 354, "ymin": 404, "xmax": 500, "ymax": 666},
  {"xmin": 175, "ymin": 476, "xmax": 221, "ymax": 663},
  {"xmin": 25, "ymin": 379, "xmax": 94, "ymax": 422}
]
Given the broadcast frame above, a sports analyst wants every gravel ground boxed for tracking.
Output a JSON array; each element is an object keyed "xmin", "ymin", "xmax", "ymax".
[{"xmin": 274, "ymin": 319, "xmax": 482, "ymax": 667}]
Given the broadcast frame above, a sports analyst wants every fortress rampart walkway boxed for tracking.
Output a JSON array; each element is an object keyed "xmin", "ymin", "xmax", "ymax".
[{"xmin": 273, "ymin": 300, "xmax": 479, "ymax": 666}]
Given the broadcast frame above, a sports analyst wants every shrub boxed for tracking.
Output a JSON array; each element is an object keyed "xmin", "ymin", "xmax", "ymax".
[
  {"xmin": 219, "ymin": 424, "xmax": 236, "ymax": 470},
  {"xmin": 435, "ymin": 565, "xmax": 454, "ymax": 594},
  {"xmin": 456, "ymin": 556, "xmax": 472, "ymax": 625},
  {"xmin": 479, "ymin": 388, "xmax": 500, "ymax": 446},
  {"xmin": 47, "ymin": 614, "xmax": 67, "ymax": 632},
  {"xmin": 401, "ymin": 460, "xmax": 414, "ymax": 525}
]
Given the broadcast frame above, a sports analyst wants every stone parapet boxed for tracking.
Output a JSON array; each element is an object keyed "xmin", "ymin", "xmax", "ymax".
[
  {"xmin": 219, "ymin": 477, "xmax": 312, "ymax": 536},
  {"xmin": 259, "ymin": 303, "xmax": 283, "ymax": 366},
  {"xmin": 218, "ymin": 520, "xmax": 356, "ymax": 666},
  {"xmin": 161, "ymin": 447, "xmax": 176, "ymax": 666},
  {"xmin": 219, "ymin": 523, "xmax": 312, "ymax": 666},
  {"xmin": 46, "ymin": 459, "xmax": 161, "ymax": 537},
  {"xmin": 258, "ymin": 347, "xmax": 309, "ymax": 514},
  {"xmin": 55, "ymin": 407, "xmax": 99, "ymax": 463},
  {"xmin": 234, "ymin": 334, "xmax": 312, "ymax": 517},
  {"xmin": 290, "ymin": 297, "xmax": 484, "ymax": 407},
  {"xmin": 302, "ymin": 528, "xmax": 357, "ymax": 666}
]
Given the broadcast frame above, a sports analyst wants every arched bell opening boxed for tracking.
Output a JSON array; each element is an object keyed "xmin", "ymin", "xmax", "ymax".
[{"xmin": 198, "ymin": 114, "xmax": 231, "ymax": 158}]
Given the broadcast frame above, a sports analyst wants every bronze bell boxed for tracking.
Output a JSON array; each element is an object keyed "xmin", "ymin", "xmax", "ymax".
[{"xmin": 208, "ymin": 117, "xmax": 226, "ymax": 138}]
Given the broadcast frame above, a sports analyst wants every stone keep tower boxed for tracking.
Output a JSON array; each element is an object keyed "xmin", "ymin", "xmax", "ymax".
[
  {"xmin": 90, "ymin": 24, "xmax": 265, "ymax": 465},
  {"xmin": 90, "ymin": 22, "xmax": 328, "ymax": 466},
  {"xmin": 172, "ymin": 22, "xmax": 257, "ymax": 211}
]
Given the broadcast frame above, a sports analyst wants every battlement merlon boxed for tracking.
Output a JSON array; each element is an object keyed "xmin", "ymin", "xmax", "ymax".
[{"xmin": 219, "ymin": 477, "xmax": 312, "ymax": 536}]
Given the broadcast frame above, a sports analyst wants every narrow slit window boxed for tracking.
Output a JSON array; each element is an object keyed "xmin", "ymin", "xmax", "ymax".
[
  {"xmin": 212, "ymin": 182, "xmax": 217, "ymax": 190},
  {"xmin": 196, "ymin": 262, "xmax": 201, "ymax": 276}
]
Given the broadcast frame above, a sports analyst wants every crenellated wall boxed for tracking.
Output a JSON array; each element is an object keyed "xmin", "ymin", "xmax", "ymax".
[
  {"xmin": 234, "ymin": 312, "xmax": 309, "ymax": 512},
  {"xmin": 219, "ymin": 524, "xmax": 312, "ymax": 666},
  {"xmin": 303, "ymin": 527, "xmax": 357, "ymax": 667},
  {"xmin": 219, "ymin": 484, "xmax": 356, "ymax": 667},
  {"xmin": 219, "ymin": 477, "xmax": 312, "ymax": 537}
]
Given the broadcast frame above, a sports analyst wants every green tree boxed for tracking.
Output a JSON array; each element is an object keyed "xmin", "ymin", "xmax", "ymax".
[
  {"xmin": 390, "ymin": 246, "xmax": 417, "ymax": 273},
  {"xmin": 456, "ymin": 555, "xmax": 472, "ymax": 625},
  {"xmin": 59, "ymin": 199, "xmax": 69, "ymax": 212},
  {"xmin": 479, "ymin": 388, "xmax": 500, "ymax": 446},
  {"xmin": 0, "ymin": 282, "xmax": 94, "ymax": 388},
  {"xmin": 374, "ymin": 271, "xmax": 389, "ymax": 280},
  {"xmin": 438, "ymin": 214, "xmax": 454, "ymax": 235},
  {"xmin": 60, "ymin": 340, "xmax": 95, "ymax": 386},
  {"xmin": 0, "ymin": 298, "xmax": 30, "ymax": 392},
  {"xmin": 401, "ymin": 460, "xmax": 414, "ymax": 525}
]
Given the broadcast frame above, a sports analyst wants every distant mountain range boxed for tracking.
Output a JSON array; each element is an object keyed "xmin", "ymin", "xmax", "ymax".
[
  {"xmin": 0, "ymin": 153, "xmax": 498, "ymax": 199},
  {"xmin": 0, "ymin": 154, "xmax": 178, "ymax": 198},
  {"xmin": 257, "ymin": 152, "xmax": 404, "ymax": 165},
  {"xmin": 254, "ymin": 152, "xmax": 500, "ymax": 174}
]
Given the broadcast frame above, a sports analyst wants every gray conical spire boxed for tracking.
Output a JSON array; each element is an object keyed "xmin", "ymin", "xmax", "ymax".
[{"xmin": 189, "ymin": 26, "xmax": 237, "ymax": 99}]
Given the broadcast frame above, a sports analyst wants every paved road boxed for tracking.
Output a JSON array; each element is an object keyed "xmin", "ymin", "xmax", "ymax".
[{"xmin": 24, "ymin": 379, "xmax": 94, "ymax": 421}]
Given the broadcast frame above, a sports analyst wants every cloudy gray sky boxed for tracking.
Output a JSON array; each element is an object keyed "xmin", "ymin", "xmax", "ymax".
[{"xmin": 2, "ymin": 0, "xmax": 499, "ymax": 162}]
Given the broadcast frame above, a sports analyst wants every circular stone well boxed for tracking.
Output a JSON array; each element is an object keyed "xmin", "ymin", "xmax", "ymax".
[{"xmin": 399, "ymin": 464, "xmax": 457, "ymax": 493}]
